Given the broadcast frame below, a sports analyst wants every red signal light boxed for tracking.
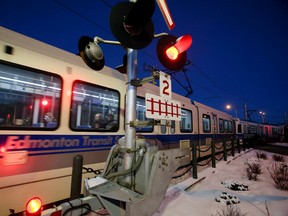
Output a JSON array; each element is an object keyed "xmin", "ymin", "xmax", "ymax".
[
  {"xmin": 174, "ymin": 35, "xmax": 192, "ymax": 54},
  {"xmin": 166, "ymin": 35, "xmax": 192, "ymax": 60},
  {"xmin": 165, "ymin": 35, "xmax": 192, "ymax": 60},
  {"xmin": 166, "ymin": 46, "xmax": 179, "ymax": 60},
  {"xmin": 157, "ymin": 34, "xmax": 192, "ymax": 71},
  {"xmin": 26, "ymin": 197, "xmax": 42, "ymax": 216}
]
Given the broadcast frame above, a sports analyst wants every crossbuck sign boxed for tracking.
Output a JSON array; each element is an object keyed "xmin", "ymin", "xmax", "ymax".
[{"xmin": 145, "ymin": 72, "xmax": 181, "ymax": 121}]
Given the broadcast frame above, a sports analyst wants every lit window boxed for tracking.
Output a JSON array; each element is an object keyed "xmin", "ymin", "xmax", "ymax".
[{"xmin": 202, "ymin": 114, "xmax": 211, "ymax": 133}]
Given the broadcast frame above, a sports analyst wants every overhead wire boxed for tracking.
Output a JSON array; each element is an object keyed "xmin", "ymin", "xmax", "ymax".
[
  {"xmin": 98, "ymin": 0, "xmax": 113, "ymax": 8},
  {"xmin": 53, "ymin": 0, "xmax": 110, "ymax": 34},
  {"xmin": 189, "ymin": 61, "xmax": 265, "ymax": 110}
]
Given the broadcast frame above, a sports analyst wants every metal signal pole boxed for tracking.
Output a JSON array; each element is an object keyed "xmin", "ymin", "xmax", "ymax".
[{"xmin": 124, "ymin": 48, "xmax": 138, "ymax": 176}]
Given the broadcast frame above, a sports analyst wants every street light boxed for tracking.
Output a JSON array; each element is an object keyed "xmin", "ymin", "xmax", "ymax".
[
  {"xmin": 259, "ymin": 111, "xmax": 266, "ymax": 123},
  {"xmin": 226, "ymin": 104, "xmax": 238, "ymax": 118}
]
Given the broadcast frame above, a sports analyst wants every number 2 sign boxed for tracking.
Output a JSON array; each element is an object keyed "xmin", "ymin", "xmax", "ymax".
[{"xmin": 160, "ymin": 71, "xmax": 171, "ymax": 99}]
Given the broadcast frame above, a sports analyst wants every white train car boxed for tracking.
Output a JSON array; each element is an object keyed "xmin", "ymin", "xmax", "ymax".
[
  {"xmin": 234, "ymin": 118, "xmax": 283, "ymax": 142},
  {"xmin": 0, "ymin": 26, "xmax": 128, "ymax": 215},
  {"xmin": 194, "ymin": 101, "xmax": 234, "ymax": 145}
]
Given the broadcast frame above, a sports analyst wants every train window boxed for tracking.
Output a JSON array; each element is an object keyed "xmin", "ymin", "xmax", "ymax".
[
  {"xmin": 248, "ymin": 125, "xmax": 251, "ymax": 134},
  {"xmin": 161, "ymin": 120, "xmax": 166, "ymax": 134},
  {"xmin": 219, "ymin": 118, "xmax": 224, "ymax": 133},
  {"xmin": 224, "ymin": 120, "xmax": 229, "ymax": 133},
  {"xmin": 0, "ymin": 62, "xmax": 61, "ymax": 129},
  {"xmin": 202, "ymin": 114, "xmax": 211, "ymax": 133},
  {"xmin": 237, "ymin": 124, "xmax": 242, "ymax": 133},
  {"xmin": 160, "ymin": 120, "xmax": 175, "ymax": 134},
  {"xmin": 70, "ymin": 81, "xmax": 120, "ymax": 131},
  {"xmin": 136, "ymin": 97, "xmax": 153, "ymax": 132},
  {"xmin": 170, "ymin": 120, "xmax": 175, "ymax": 134},
  {"xmin": 252, "ymin": 125, "xmax": 256, "ymax": 134},
  {"xmin": 243, "ymin": 124, "xmax": 247, "ymax": 133},
  {"xmin": 180, "ymin": 109, "xmax": 192, "ymax": 133},
  {"xmin": 228, "ymin": 121, "xmax": 232, "ymax": 133}
]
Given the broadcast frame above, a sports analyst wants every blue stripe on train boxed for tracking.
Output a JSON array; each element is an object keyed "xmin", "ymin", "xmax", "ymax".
[{"xmin": 0, "ymin": 133, "xmax": 235, "ymax": 156}]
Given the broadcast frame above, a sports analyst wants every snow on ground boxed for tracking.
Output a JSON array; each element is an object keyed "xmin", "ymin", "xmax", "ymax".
[{"xmin": 153, "ymin": 146, "xmax": 288, "ymax": 216}]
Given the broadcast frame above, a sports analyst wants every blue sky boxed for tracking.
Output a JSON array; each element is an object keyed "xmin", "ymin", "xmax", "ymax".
[{"xmin": 1, "ymin": 0, "xmax": 288, "ymax": 124}]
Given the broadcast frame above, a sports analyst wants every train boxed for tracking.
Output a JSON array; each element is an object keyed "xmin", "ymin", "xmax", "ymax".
[{"xmin": 0, "ymin": 26, "xmax": 284, "ymax": 215}]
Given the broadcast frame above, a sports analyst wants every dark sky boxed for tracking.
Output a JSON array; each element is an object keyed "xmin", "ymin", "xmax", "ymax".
[{"xmin": 1, "ymin": 0, "xmax": 288, "ymax": 124}]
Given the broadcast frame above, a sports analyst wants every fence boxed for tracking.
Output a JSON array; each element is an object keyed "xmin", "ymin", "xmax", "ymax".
[{"xmin": 174, "ymin": 138, "xmax": 251, "ymax": 180}]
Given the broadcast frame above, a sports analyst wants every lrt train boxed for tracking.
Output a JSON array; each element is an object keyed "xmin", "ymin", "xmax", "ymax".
[{"xmin": 0, "ymin": 26, "xmax": 283, "ymax": 215}]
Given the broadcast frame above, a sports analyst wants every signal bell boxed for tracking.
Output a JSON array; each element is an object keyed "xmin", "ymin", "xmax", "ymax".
[
  {"xmin": 78, "ymin": 36, "xmax": 105, "ymax": 71},
  {"xmin": 157, "ymin": 34, "xmax": 192, "ymax": 71}
]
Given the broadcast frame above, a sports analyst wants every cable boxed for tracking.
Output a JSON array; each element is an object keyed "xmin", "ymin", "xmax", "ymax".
[
  {"xmin": 53, "ymin": 0, "xmax": 110, "ymax": 34},
  {"xmin": 98, "ymin": 0, "xmax": 113, "ymax": 8}
]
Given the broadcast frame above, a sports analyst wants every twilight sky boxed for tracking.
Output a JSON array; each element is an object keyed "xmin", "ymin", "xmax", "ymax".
[{"xmin": 1, "ymin": 0, "xmax": 288, "ymax": 124}]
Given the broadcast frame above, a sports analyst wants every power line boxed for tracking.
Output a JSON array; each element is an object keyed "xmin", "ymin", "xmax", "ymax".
[
  {"xmin": 98, "ymin": 0, "xmax": 113, "ymax": 8},
  {"xmin": 53, "ymin": 0, "xmax": 110, "ymax": 34}
]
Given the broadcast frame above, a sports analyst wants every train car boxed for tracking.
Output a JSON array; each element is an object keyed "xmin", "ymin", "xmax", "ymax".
[
  {"xmin": 0, "ymin": 26, "xmax": 128, "ymax": 215},
  {"xmin": 234, "ymin": 118, "xmax": 283, "ymax": 142},
  {"xmin": 194, "ymin": 101, "xmax": 234, "ymax": 145}
]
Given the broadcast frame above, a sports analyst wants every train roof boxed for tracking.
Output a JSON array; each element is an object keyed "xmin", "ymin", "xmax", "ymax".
[
  {"xmin": 193, "ymin": 100, "xmax": 232, "ymax": 117},
  {"xmin": 0, "ymin": 26, "xmax": 126, "ymax": 81},
  {"xmin": 236, "ymin": 118, "xmax": 281, "ymax": 127}
]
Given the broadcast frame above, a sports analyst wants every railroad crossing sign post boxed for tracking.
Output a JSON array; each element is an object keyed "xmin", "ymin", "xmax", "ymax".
[{"xmin": 124, "ymin": 48, "xmax": 137, "ymax": 177}]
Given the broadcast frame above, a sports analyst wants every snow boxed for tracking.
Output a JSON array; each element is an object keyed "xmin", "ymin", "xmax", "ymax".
[{"xmin": 153, "ymin": 145, "xmax": 288, "ymax": 216}]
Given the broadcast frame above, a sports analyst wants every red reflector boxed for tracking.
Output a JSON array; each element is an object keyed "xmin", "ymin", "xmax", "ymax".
[{"xmin": 26, "ymin": 197, "xmax": 42, "ymax": 214}]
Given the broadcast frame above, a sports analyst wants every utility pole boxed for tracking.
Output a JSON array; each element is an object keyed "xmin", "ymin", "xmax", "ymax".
[{"xmin": 244, "ymin": 102, "xmax": 248, "ymax": 120}]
